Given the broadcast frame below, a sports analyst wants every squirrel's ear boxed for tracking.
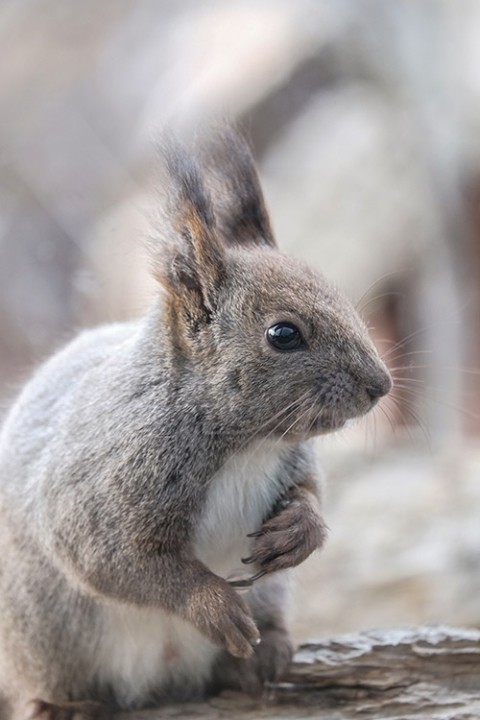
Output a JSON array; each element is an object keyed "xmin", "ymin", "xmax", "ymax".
[
  {"xmin": 150, "ymin": 138, "xmax": 227, "ymax": 326},
  {"xmin": 203, "ymin": 126, "xmax": 276, "ymax": 249}
]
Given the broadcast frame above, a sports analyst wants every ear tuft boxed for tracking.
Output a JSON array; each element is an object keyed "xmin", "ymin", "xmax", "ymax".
[
  {"xmin": 202, "ymin": 125, "xmax": 276, "ymax": 249},
  {"xmin": 148, "ymin": 135, "xmax": 227, "ymax": 325},
  {"xmin": 163, "ymin": 137, "xmax": 215, "ymax": 234}
]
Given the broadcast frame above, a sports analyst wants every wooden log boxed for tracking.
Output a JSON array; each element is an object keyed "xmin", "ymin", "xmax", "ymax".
[{"xmin": 122, "ymin": 626, "xmax": 480, "ymax": 719}]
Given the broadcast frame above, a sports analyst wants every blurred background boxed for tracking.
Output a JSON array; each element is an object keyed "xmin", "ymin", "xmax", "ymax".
[{"xmin": 1, "ymin": 0, "xmax": 479, "ymax": 641}]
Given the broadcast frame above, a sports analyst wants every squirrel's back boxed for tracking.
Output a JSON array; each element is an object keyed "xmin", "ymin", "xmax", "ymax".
[{"xmin": 0, "ymin": 320, "xmax": 142, "ymax": 500}]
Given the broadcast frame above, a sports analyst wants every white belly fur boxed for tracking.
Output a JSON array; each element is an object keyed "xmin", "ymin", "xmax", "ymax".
[{"xmin": 95, "ymin": 440, "xmax": 284, "ymax": 708}]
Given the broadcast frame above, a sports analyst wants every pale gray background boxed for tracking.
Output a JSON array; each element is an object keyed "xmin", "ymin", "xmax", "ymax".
[{"xmin": 1, "ymin": 0, "xmax": 479, "ymax": 640}]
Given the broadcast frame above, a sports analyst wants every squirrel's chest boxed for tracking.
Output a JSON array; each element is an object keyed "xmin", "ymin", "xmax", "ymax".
[
  {"xmin": 94, "ymin": 443, "xmax": 286, "ymax": 708},
  {"xmin": 193, "ymin": 442, "xmax": 286, "ymax": 579}
]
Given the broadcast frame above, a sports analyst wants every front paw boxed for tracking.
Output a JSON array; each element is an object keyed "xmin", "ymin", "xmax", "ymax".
[
  {"xmin": 186, "ymin": 578, "xmax": 260, "ymax": 658},
  {"xmin": 243, "ymin": 490, "xmax": 327, "ymax": 577}
]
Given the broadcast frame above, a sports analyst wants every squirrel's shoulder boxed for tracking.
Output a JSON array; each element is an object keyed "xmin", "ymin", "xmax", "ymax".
[
  {"xmin": 0, "ymin": 320, "xmax": 143, "ymax": 437},
  {"xmin": 54, "ymin": 320, "xmax": 141, "ymax": 366}
]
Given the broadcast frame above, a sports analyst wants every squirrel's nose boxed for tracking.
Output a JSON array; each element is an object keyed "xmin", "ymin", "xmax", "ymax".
[{"xmin": 366, "ymin": 371, "xmax": 392, "ymax": 401}]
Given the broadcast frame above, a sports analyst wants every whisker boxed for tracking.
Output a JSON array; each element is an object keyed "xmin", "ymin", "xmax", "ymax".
[
  {"xmin": 358, "ymin": 290, "xmax": 405, "ymax": 314},
  {"xmin": 278, "ymin": 400, "xmax": 314, "ymax": 443},
  {"xmin": 367, "ymin": 406, "xmax": 378, "ymax": 454},
  {"xmin": 391, "ymin": 376, "xmax": 425, "ymax": 385},
  {"xmin": 387, "ymin": 362, "xmax": 434, "ymax": 372},
  {"xmin": 392, "ymin": 381, "xmax": 426, "ymax": 392},
  {"xmin": 247, "ymin": 390, "xmax": 310, "ymax": 441},
  {"xmin": 355, "ymin": 268, "xmax": 409, "ymax": 311},
  {"xmin": 381, "ymin": 293, "xmax": 472, "ymax": 362},
  {"xmin": 377, "ymin": 403, "xmax": 396, "ymax": 435},
  {"xmin": 383, "ymin": 350, "xmax": 434, "ymax": 366},
  {"xmin": 381, "ymin": 332, "xmax": 426, "ymax": 360},
  {"xmin": 364, "ymin": 407, "xmax": 372, "ymax": 454},
  {"xmin": 216, "ymin": 389, "xmax": 312, "ymax": 470},
  {"xmin": 249, "ymin": 393, "xmax": 310, "ymax": 447},
  {"xmin": 386, "ymin": 349, "xmax": 434, "ymax": 361},
  {"xmin": 387, "ymin": 393, "xmax": 428, "ymax": 447},
  {"xmin": 397, "ymin": 398, "xmax": 432, "ymax": 450},
  {"xmin": 393, "ymin": 385, "xmax": 480, "ymax": 422},
  {"xmin": 421, "ymin": 365, "xmax": 480, "ymax": 376}
]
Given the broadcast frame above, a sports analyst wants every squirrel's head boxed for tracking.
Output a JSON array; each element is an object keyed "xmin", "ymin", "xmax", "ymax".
[{"xmin": 149, "ymin": 127, "xmax": 392, "ymax": 441}]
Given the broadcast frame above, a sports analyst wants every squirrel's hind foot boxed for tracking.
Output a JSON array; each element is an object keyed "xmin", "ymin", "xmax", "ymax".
[{"xmin": 211, "ymin": 626, "xmax": 293, "ymax": 696}]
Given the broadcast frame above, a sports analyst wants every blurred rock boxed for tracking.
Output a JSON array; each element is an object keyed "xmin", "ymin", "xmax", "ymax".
[{"xmin": 293, "ymin": 442, "xmax": 480, "ymax": 641}]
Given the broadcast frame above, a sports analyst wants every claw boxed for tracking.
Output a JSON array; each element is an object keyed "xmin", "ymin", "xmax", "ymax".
[
  {"xmin": 228, "ymin": 568, "xmax": 268, "ymax": 588},
  {"xmin": 248, "ymin": 570, "xmax": 267, "ymax": 583},
  {"xmin": 229, "ymin": 577, "xmax": 254, "ymax": 588}
]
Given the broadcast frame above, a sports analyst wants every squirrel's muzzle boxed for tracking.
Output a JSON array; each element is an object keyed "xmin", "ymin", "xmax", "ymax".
[{"xmin": 365, "ymin": 369, "xmax": 392, "ymax": 403}]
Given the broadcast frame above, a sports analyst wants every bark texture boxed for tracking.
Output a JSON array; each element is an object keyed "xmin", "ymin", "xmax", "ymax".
[{"xmin": 122, "ymin": 626, "xmax": 480, "ymax": 719}]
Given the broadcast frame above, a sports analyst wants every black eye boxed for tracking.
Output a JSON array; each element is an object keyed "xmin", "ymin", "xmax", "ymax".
[{"xmin": 266, "ymin": 322, "xmax": 304, "ymax": 351}]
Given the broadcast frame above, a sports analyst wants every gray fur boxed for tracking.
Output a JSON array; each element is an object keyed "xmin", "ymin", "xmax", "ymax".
[{"xmin": 0, "ymin": 129, "xmax": 390, "ymax": 719}]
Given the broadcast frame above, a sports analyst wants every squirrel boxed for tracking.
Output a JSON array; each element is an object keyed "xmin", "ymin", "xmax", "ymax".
[{"xmin": 0, "ymin": 127, "xmax": 391, "ymax": 720}]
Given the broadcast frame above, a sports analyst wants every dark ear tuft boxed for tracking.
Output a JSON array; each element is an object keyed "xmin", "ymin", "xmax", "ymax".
[
  {"xmin": 163, "ymin": 137, "xmax": 215, "ymax": 233},
  {"xmin": 203, "ymin": 126, "xmax": 276, "ymax": 249},
  {"xmin": 149, "ymin": 136, "xmax": 227, "ymax": 326}
]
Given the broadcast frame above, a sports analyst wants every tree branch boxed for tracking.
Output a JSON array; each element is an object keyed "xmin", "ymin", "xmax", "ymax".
[{"xmin": 122, "ymin": 626, "xmax": 480, "ymax": 719}]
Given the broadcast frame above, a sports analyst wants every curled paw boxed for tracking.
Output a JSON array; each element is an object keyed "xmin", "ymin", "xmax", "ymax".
[
  {"xmin": 187, "ymin": 578, "xmax": 260, "ymax": 657},
  {"xmin": 243, "ymin": 491, "xmax": 327, "ymax": 578}
]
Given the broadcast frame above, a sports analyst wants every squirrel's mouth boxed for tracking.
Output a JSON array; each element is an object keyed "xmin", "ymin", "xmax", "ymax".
[
  {"xmin": 309, "ymin": 413, "xmax": 347, "ymax": 435},
  {"xmin": 274, "ymin": 410, "xmax": 348, "ymax": 441}
]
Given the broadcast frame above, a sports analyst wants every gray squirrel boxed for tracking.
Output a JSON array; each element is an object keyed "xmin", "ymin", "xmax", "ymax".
[{"xmin": 0, "ymin": 127, "xmax": 391, "ymax": 720}]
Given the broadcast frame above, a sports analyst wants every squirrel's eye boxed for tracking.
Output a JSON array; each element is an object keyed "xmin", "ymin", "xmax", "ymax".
[{"xmin": 266, "ymin": 322, "xmax": 304, "ymax": 351}]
